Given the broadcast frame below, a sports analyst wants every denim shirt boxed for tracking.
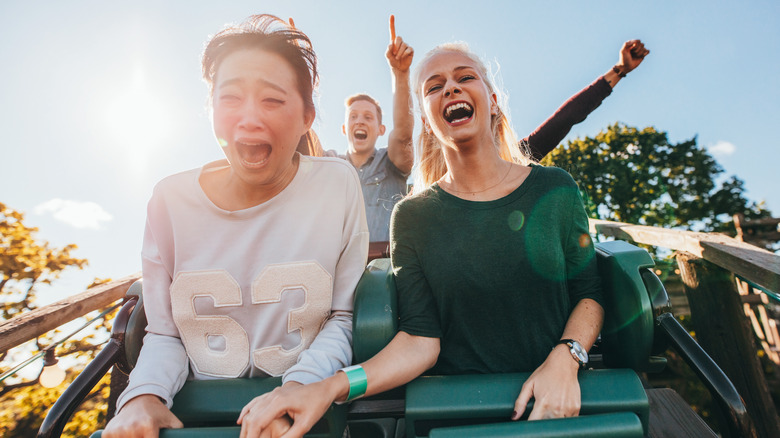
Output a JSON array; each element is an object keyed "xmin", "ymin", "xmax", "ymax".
[{"xmin": 345, "ymin": 147, "xmax": 409, "ymax": 242}]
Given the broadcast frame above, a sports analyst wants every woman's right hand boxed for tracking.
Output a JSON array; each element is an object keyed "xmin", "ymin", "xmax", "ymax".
[
  {"xmin": 511, "ymin": 344, "xmax": 582, "ymax": 421},
  {"xmin": 237, "ymin": 377, "xmax": 348, "ymax": 438},
  {"xmin": 103, "ymin": 394, "xmax": 183, "ymax": 438}
]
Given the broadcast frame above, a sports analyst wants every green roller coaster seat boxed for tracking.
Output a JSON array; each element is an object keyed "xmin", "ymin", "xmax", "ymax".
[
  {"xmin": 91, "ymin": 371, "xmax": 345, "ymax": 438},
  {"xmin": 122, "ymin": 281, "xmax": 145, "ymax": 371},
  {"xmin": 427, "ymin": 412, "xmax": 643, "ymax": 438},
  {"xmin": 404, "ymin": 370, "xmax": 648, "ymax": 438},
  {"xmin": 595, "ymin": 240, "xmax": 659, "ymax": 371},
  {"xmin": 352, "ymin": 258, "xmax": 398, "ymax": 363}
]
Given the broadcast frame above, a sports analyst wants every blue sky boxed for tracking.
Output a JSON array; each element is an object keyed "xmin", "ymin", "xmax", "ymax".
[{"xmin": 2, "ymin": 0, "xmax": 778, "ymax": 304}]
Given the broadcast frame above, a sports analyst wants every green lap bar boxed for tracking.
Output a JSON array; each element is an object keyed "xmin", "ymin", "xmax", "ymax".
[
  {"xmin": 90, "ymin": 378, "xmax": 347, "ymax": 438},
  {"xmin": 405, "ymin": 369, "xmax": 648, "ymax": 438},
  {"xmin": 428, "ymin": 412, "xmax": 643, "ymax": 438}
]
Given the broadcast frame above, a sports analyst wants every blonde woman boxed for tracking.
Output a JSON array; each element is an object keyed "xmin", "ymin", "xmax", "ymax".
[{"xmin": 246, "ymin": 42, "xmax": 605, "ymax": 437}]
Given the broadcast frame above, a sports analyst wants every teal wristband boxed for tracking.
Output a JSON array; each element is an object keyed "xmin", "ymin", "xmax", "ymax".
[{"xmin": 340, "ymin": 365, "xmax": 368, "ymax": 402}]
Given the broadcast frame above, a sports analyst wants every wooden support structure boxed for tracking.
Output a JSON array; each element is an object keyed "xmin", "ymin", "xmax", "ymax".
[
  {"xmin": 736, "ymin": 278, "xmax": 780, "ymax": 366},
  {"xmin": 734, "ymin": 214, "xmax": 780, "ymax": 250},
  {"xmin": 676, "ymin": 253, "xmax": 778, "ymax": 438},
  {"xmin": 0, "ymin": 273, "xmax": 141, "ymax": 354}
]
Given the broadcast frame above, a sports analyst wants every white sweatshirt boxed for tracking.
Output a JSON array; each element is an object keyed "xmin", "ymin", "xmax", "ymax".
[{"xmin": 117, "ymin": 155, "xmax": 369, "ymax": 411}]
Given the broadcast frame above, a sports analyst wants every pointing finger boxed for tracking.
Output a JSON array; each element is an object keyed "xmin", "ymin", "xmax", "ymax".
[{"xmin": 389, "ymin": 15, "xmax": 396, "ymax": 43}]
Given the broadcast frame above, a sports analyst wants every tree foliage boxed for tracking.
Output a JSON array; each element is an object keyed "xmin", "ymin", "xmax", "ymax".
[
  {"xmin": 1, "ymin": 202, "xmax": 88, "ymax": 320},
  {"xmin": 1, "ymin": 203, "xmax": 114, "ymax": 437},
  {"xmin": 0, "ymin": 373, "xmax": 110, "ymax": 437},
  {"xmin": 541, "ymin": 123, "xmax": 772, "ymax": 233}
]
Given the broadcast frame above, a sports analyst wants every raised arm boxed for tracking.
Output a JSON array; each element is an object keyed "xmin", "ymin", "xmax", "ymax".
[
  {"xmin": 523, "ymin": 39, "xmax": 649, "ymax": 161},
  {"xmin": 385, "ymin": 15, "xmax": 415, "ymax": 175}
]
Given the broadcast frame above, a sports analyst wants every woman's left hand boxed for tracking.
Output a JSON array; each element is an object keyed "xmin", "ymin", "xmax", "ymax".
[{"xmin": 511, "ymin": 345, "xmax": 581, "ymax": 420}]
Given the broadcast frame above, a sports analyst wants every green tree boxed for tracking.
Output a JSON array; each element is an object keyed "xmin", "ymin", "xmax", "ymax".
[
  {"xmin": 0, "ymin": 202, "xmax": 87, "ymax": 319},
  {"xmin": 1, "ymin": 203, "xmax": 114, "ymax": 437},
  {"xmin": 541, "ymin": 123, "xmax": 772, "ymax": 233}
]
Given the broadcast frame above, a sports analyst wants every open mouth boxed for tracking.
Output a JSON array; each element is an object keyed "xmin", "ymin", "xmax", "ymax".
[
  {"xmin": 235, "ymin": 141, "xmax": 271, "ymax": 168},
  {"xmin": 354, "ymin": 129, "xmax": 368, "ymax": 140},
  {"xmin": 443, "ymin": 102, "xmax": 474, "ymax": 125}
]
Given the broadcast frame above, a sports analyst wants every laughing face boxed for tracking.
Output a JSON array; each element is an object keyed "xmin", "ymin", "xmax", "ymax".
[
  {"xmin": 418, "ymin": 50, "xmax": 497, "ymax": 147},
  {"xmin": 343, "ymin": 100, "xmax": 385, "ymax": 155},
  {"xmin": 212, "ymin": 48, "xmax": 314, "ymax": 189}
]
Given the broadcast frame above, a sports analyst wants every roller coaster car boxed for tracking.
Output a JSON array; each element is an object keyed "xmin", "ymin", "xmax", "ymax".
[{"xmin": 38, "ymin": 241, "xmax": 748, "ymax": 437}]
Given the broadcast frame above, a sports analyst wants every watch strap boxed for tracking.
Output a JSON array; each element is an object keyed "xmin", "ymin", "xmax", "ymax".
[{"xmin": 555, "ymin": 338, "xmax": 586, "ymax": 368}]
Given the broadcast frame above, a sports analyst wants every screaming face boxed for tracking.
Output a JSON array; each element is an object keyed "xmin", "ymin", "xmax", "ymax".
[
  {"xmin": 211, "ymin": 48, "xmax": 314, "ymax": 189},
  {"xmin": 234, "ymin": 141, "xmax": 271, "ymax": 168},
  {"xmin": 418, "ymin": 50, "xmax": 496, "ymax": 145},
  {"xmin": 443, "ymin": 101, "xmax": 474, "ymax": 125},
  {"xmin": 343, "ymin": 99, "xmax": 385, "ymax": 154}
]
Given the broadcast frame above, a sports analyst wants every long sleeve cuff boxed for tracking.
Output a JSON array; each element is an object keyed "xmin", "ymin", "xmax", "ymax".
[{"xmin": 116, "ymin": 384, "xmax": 175, "ymax": 412}]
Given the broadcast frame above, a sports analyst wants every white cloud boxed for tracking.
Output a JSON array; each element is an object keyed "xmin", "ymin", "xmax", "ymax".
[
  {"xmin": 34, "ymin": 199, "xmax": 113, "ymax": 229},
  {"xmin": 708, "ymin": 141, "xmax": 736, "ymax": 156}
]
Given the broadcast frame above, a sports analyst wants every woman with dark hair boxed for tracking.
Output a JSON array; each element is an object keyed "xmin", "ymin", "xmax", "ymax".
[{"xmin": 103, "ymin": 15, "xmax": 368, "ymax": 437}]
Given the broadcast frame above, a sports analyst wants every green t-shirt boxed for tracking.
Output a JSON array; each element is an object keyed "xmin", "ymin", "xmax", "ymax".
[{"xmin": 390, "ymin": 164, "xmax": 603, "ymax": 375}]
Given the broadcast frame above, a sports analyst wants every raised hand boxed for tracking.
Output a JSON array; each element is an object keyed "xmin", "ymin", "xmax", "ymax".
[
  {"xmin": 618, "ymin": 39, "xmax": 649, "ymax": 74},
  {"xmin": 385, "ymin": 15, "xmax": 414, "ymax": 73}
]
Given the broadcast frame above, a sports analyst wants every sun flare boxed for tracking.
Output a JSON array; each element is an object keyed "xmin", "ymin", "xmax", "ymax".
[{"xmin": 103, "ymin": 67, "xmax": 170, "ymax": 173}]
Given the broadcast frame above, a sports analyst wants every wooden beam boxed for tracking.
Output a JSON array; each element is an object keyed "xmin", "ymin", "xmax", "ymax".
[
  {"xmin": 676, "ymin": 254, "xmax": 776, "ymax": 437},
  {"xmin": 737, "ymin": 217, "xmax": 780, "ymax": 227},
  {"xmin": 647, "ymin": 388, "xmax": 716, "ymax": 438},
  {"xmin": 699, "ymin": 237, "xmax": 779, "ymax": 293},
  {"xmin": 0, "ymin": 273, "xmax": 141, "ymax": 354},
  {"xmin": 589, "ymin": 219, "xmax": 780, "ymax": 292}
]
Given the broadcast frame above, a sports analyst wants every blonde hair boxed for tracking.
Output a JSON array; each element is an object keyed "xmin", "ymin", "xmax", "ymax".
[{"xmin": 412, "ymin": 43, "xmax": 531, "ymax": 191}]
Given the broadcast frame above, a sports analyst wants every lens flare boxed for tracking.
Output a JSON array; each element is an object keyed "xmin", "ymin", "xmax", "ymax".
[
  {"xmin": 525, "ymin": 188, "xmax": 596, "ymax": 281},
  {"xmin": 507, "ymin": 210, "xmax": 525, "ymax": 231}
]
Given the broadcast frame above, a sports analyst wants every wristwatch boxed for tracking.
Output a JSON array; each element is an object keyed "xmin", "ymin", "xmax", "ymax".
[{"xmin": 556, "ymin": 338, "xmax": 588, "ymax": 368}]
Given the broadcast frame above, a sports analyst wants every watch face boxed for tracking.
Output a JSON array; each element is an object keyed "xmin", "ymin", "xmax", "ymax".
[{"xmin": 570, "ymin": 341, "xmax": 588, "ymax": 364}]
